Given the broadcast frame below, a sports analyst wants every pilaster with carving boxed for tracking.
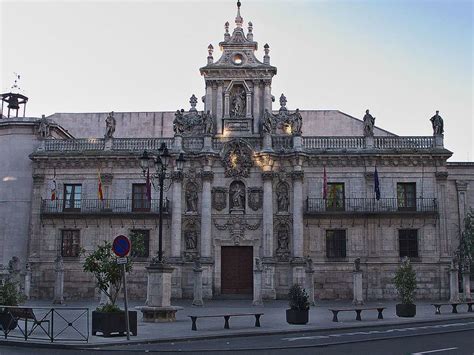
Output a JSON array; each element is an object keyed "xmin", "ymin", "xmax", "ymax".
[
  {"xmin": 200, "ymin": 169, "xmax": 214, "ymax": 259},
  {"xmin": 262, "ymin": 170, "xmax": 274, "ymax": 258},
  {"xmin": 171, "ymin": 171, "xmax": 184, "ymax": 259},
  {"xmin": 291, "ymin": 169, "xmax": 304, "ymax": 259}
]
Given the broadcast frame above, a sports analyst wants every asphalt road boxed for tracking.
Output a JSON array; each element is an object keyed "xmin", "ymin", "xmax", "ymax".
[{"xmin": 0, "ymin": 319, "xmax": 473, "ymax": 354}]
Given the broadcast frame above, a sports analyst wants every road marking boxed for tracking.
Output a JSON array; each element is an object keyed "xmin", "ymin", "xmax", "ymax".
[
  {"xmin": 411, "ymin": 347, "xmax": 458, "ymax": 354},
  {"xmin": 282, "ymin": 321, "xmax": 474, "ymax": 342}
]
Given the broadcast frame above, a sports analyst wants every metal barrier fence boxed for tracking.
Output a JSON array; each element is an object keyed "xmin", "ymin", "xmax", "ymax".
[{"xmin": 0, "ymin": 306, "xmax": 89, "ymax": 343}]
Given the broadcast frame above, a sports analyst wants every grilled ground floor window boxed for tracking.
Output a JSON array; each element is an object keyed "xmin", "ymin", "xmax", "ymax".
[
  {"xmin": 326, "ymin": 229, "xmax": 347, "ymax": 258},
  {"xmin": 130, "ymin": 230, "xmax": 150, "ymax": 258},
  {"xmin": 399, "ymin": 229, "xmax": 418, "ymax": 258},
  {"xmin": 61, "ymin": 230, "xmax": 80, "ymax": 257}
]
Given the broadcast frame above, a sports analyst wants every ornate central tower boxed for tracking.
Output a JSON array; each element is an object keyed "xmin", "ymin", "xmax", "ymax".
[{"xmin": 200, "ymin": 1, "xmax": 277, "ymax": 136}]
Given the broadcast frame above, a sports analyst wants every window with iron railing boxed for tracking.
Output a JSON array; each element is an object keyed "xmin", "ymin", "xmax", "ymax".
[
  {"xmin": 63, "ymin": 184, "xmax": 82, "ymax": 211},
  {"xmin": 399, "ymin": 229, "xmax": 418, "ymax": 258},
  {"xmin": 132, "ymin": 184, "xmax": 150, "ymax": 212},
  {"xmin": 326, "ymin": 229, "xmax": 347, "ymax": 259},
  {"xmin": 397, "ymin": 183, "xmax": 416, "ymax": 211},
  {"xmin": 61, "ymin": 229, "xmax": 80, "ymax": 257},
  {"xmin": 326, "ymin": 183, "xmax": 345, "ymax": 211}
]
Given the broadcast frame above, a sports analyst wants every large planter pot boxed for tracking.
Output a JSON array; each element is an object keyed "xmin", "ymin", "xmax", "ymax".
[
  {"xmin": 286, "ymin": 309, "xmax": 309, "ymax": 325},
  {"xmin": 396, "ymin": 304, "xmax": 416, "ymax": 318},
  {"xmin": 0, "ymin": 311, "xmax": 17, "ymax": 331},
  {"xmin": 92, "ymin": 310, "xmax": 137, "ymax": 337}
]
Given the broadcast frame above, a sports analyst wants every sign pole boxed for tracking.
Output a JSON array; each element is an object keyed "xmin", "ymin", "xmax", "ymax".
[{"xmin": 122, "ymin": 262, "xmax": 130, "ymax": 340}]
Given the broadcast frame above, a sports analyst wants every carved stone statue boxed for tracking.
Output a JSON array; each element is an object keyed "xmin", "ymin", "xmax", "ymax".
[
  {"xmin": 173, "ymin": 109, "xmax": 185, "ymax": 135},
  {"xmin": 305, "ymin": 255, "xmax": 313, "ymax": 271},
  {"xmin": 37, "ymin": 115, "xmax": 50, "ymax": 138},
  {"xmin": 185, "ymin": 184, "xmax": 198, "ymax": 212},
  {"xmin": 203, "ymin": 110, "xmax": 213, "ymax": 134},
  {"xmin": 231, "ymin": 89, "xmax": 246, "ymax": 118},
  {"xmin": 262, "ymin": 109, "xmax": 274, "ymax": 134},
  {"xmin": 354, "ymin": 257, "xmax": 361, "ymax": 271},
  {"xmin": 430, "ymin": 110, "xmax": 444, "ymax": 135},
  {"xmin": 363, "ymin": 110, "xmax": 375, "ymax": 137},
  {"xmin": 279, "ymin": 94, "xmax": 287, "ymax": 109},
  {"xmin": 276, "ymin": 183, "xmax": 289, "ymax": 212},
  {"xmin": 185, "ymin": 230, "xmax": 197, "ymax": 250},
  {"xmin": 276, "ymin": 227, "xmax": 290, "ymax": 261},
  {"xmin": 255, "ymin": 257, "xmax": 263, "ymax": 272},
  {"xmin": 105, "ymin": 111, "xmax": 116, "ymax": 138},
  {"xmin": 291, "ymin": 108, "xmax": 302, "ymax": 135},
  {"xmin": 230, "ymin": 182, "xmax": 245, "ymax": 210}
]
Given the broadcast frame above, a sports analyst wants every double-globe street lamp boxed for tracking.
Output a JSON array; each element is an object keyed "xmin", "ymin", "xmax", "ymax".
[{"xmin": 139, "ymin": 143, "xmax": 185, "ymax": 263}]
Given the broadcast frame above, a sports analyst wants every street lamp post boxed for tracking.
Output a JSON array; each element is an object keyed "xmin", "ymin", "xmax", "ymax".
[{"xmin": 140, "ymin": 143, "xmax": 185, "ymax": 264}]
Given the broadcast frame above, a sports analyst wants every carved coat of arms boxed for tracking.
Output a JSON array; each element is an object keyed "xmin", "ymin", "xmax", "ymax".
[
  {"xmin": 247, "ymin": 187, "xmax": 263, "ymax": 211},
  {"xmin": 212, "ymin": 187, "xmax": 227, "ymax": 211},
  {"xmin": 221, "ymin": 140, "xmax": 253, "ymax": 178}
]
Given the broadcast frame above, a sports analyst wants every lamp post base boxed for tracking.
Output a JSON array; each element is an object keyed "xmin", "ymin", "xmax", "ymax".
[{"xmin": 137, "ymin": 306, "xmax": 183, "ymax": 323}]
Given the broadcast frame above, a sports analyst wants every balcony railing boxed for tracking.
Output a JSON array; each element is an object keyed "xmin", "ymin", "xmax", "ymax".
[
  {"xmin": 272, "ymin": 136, "xmax": 293, "ymax": 151},
  {"xmin": 182, "ymin": 137, "xmax": 204, "ymax": 152},
  {"xmin": 44, "ymin": 139, "xmax": 105, "ymax": 151},
  {"xmin": 41, "ymin": 199, "xmax": 169, "ymax": 215},
  {"xmin": 305, "ymin": 197, "xmax": 437, "ymax": 215},
  {"xmin": 303, "ymin": 137, "xmax": 365, "ymax": 150},
  {"xmin": 112, "ymin": 138, "xmax": 173, "ymax": 151},
  {"xmin": 374, "ymin": 136, "xmax": 434, "ymax": 149}
]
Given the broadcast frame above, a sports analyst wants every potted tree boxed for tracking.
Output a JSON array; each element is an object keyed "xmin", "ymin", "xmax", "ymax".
[
  {"xmin": 394, "ymin": 257, "xmax": 417, "ymax": 317},
  {"xmin": 0, "ymin": 279, "xmax": 26, "ymax": 331},
  {"xmin": 286, "ymin": 284, "xmax": 310, "ymax": 324},
  {"xmin": 83, "ymin": 235, "xmax": 144, "ymax": 337}
]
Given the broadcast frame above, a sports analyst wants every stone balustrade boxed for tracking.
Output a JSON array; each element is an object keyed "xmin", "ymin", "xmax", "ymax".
[{"xmin": 40, "ymin": 135, "xmax": 438, "ymax": 153}]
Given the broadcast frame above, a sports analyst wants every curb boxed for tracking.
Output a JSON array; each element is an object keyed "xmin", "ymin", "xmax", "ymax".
[{"xmin": 1, "ymin": 314, "xmax": 473, "ymax": 350}]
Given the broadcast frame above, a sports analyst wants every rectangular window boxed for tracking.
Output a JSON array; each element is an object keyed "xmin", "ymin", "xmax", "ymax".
[
  {"xmin": 399, "ymin": 229, "xmax": 418, "ymax": 258},
  {"xmin": 397, "ymin": 183, "xmax": 416, "ymax": 211},
  {"xmin": 326, "ymin": 229, "xmax": 347, "ymax": 258},
  {"xmin": 130, "ymin": 230, "xmax": 150, "ymax": 258},
  {"xmin": 63, "ymin": 184, "xmax": 82, "ymax": 211},
  {"xmin": 132, "ymin": 184, "xmax": 150, "ymax": 212},
  {"xmin": 326, "ymin": 183, "xmax": 345, "ymax": 211},
  {"xmin": 61, "ymin": 230, "xmax": 80, "ymax": 257}
]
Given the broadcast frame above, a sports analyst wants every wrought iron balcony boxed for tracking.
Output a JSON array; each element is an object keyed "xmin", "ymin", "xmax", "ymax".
[
  {"xmin": 305, "ymin": 197, "xmax": 437, "ymax": 216},
  {"xmin": 41, "ymin": 198, "xmax": 169, "ymax": 216}
]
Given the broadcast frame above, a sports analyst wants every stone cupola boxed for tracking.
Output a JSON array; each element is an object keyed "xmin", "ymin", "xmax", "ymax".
[{"xmin": 200, "ymin": 0, "xmax": 277, "ymax": 137}]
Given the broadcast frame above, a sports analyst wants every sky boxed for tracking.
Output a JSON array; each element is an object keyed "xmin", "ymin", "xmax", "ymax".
[{"xmin": 1, "ymin": 0, "xmax": 472, "ymax": 161}]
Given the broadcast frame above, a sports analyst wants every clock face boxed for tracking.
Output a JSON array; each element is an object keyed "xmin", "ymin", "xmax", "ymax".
[{"xmin": 232, "ymin": 53, "xmax": 245, "ymax": 65}]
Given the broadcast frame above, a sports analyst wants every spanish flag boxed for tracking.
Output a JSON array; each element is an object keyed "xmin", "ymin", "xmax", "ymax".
[{"xmin": 98, "ymin": 170, "xmax": 104, "ymax": 201}]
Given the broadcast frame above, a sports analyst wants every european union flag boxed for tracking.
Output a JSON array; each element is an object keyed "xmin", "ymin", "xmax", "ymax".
[{"xmin": 374, "ymin": 166, "xmax": 380, "ymax": 200}]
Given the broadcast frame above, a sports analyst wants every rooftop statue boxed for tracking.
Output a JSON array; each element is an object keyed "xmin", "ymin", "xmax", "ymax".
[
  {"xmin": 430, "ymin": 110, "xmax": 444, "ymax": 135},
  {"xmin": 363, "ymin": 110, "xmax": 375, "ymax": 137},
  {"xmin": 105, "ymin": 111, "xmax": 116, "ymax": 138}
]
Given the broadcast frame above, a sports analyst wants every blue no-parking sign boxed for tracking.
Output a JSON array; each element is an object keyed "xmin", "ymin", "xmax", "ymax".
[{"xmin": 112, "ymin": 235, "xmax": 131, "ymax": 257}]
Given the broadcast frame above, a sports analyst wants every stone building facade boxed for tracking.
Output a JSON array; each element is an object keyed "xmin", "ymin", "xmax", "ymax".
[{"xmin": 1, "ymin": 2, "xmax": 473, "ymax": 301}]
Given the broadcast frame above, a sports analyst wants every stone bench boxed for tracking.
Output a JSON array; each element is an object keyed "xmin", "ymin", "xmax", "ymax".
[
  {"xmin": 187, "ymin": 312, "xmax": 263, "ymax": 331},
  {"xmin": 431, "ymin": 302, "xmax": 474, "ymax": 315},
  {"xmin": 328, "ymin": 307, "xmax": 385, "ymax": 322}
]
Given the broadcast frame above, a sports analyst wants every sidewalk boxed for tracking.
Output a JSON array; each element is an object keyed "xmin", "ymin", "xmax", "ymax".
[{"xmin": 1, "ymin": 298, "xmax": 473, "ymax": 348}]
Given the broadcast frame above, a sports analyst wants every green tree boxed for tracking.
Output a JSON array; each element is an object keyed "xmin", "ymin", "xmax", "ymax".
[
  {"xmin": 394, "ymin": 257, "xmax": 417, "ymax": 305},
  {"xmin": 457, "ymin": 209, "xmax": 474, "ymax": 270},
  {"xmin": 82, "ymin": 234, "xmax": 144, "ymax": 312}
]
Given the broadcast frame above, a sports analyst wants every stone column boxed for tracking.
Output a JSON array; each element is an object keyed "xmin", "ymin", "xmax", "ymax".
[
  {"xmin": 28, "ymin": 174, "xmax": 45, "ymax": 262},
  {"xmin": 139, "ymin": 263, "xmax": 183, "ymax": 322},
  {"xmin": 192, "ymin": 259, "xmax": 204, "ymax": 306},
  {"xmin": 436, "ymin": 171, "xmax": 449, "ymax": 257},
  {"xmin": 246, "ymin": 92, "xmax": 252, "ymax": 119},
  {"xmin": 205, "ymin": 81, "xmax": 213, "ymax": 116},
  {"xmin": 305, "ymin": 264, "xmax": 315, "ymax": 306},
  {"xmin": 262, "ymin": 170, "xmax": 274, "ymax": 258},
  {"xmin": 170, "ymin": 171, "xmax": 183, "ymax": 258},
  {"xmin": 353, "ymin": 271, "xmax": 364, "ymax": 305},
  {"xmin": 449, "ymin": 262, "xmax": 460, "ymax": 303},
  {"xmin": 53, "ymin": 256, "xmax": 64, "ymax": 304},
  {"xmin": 216, "ymin": 82, "xmax": 224, "ymax": 134},
  {"xmin": 456, "ymin": 181, "xmax": 468, "ymax": 235},
  {"xmin": 224, "ymin": 92, "xmax": 230, "ymax": 119},
  {"xmin": 292, "ymin": 169, "xmax": 304, "ymax": 259},
  {"xmin": 462, "ymin": 268, "xmax": 471, "ymax": 301},
  {"xmin": 253, "ymin": 262, "xmax": 263, "ymax": 306},
  {"xmin": 200, "ymin": 168, "xmax": 214, "ymax": 259},
  {"xmin": 24, "ymin": 263, "xmax": 31, "ymax": 300},
  {"xmin": 263, "ymin": 80, "xmax": 272, "ymax": 112},
  {"xmin": 252, "ymin": 80, "xmax": 261, "ymax": 133}
]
